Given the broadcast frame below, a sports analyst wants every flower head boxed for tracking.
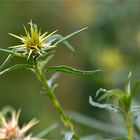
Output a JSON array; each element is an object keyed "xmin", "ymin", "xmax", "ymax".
[
  {"xmin": 9, "ymin": 20, "xmax": 57, "ymax": 59},
  {"xmin": 0, "ymin": 110, "xmax": 43, "ymax": 140}
]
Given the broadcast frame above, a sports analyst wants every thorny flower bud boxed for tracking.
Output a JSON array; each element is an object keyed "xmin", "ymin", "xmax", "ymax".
[
  {"xmin": 0, "ymin": 110, "xmax": 44, "ymax": 140},
  {"xmin": 9, "ymin": 20, "xmax": 57, "ymax": 59}
]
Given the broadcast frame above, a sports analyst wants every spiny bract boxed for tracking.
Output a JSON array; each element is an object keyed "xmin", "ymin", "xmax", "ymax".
[
  {"xmin": 0, "ymin": 110, "xmax": 44, "ymax": 140},
  {"xmin": 9, "ymin": 20, "xmax": 57, "ymax": 59}
]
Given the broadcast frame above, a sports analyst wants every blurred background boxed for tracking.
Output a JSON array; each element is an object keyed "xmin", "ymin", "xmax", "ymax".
[{"xmin": 0, "ymin": 0, "xmax": 140, "ymax": 139}]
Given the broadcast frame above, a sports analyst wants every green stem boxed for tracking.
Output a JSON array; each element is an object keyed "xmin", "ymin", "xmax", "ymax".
[
  {"xmin": 125, "ymin": 112, "xmax": 133, "ymax": 140},
  {"xmin": 33, "ymin": 60, "xmax": 79, "ymax": 140}
]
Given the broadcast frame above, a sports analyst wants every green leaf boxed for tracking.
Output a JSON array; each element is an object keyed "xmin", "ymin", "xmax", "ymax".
[
  {"xmin": 131, "ymin": 106, "xmax": 140, "ymax": 112},
  {"xmin": 70, "ymin": 112, "xmax": 126, "ymax": 135},
  {"xmin": 36, "ymin": 123, "xmax": 59, "ymax": 138},
  {"xmin": 112, "ymin": 137, "xmax": 128, "ymax": 140},
  {"xmin": 37, "ymin": 50, "xmax": 55, "ymax": 61},
  {"xmin": 0, "ymin": 48, "xmax": 16, "ymax": 54},
  {"xmin": 0, "ymin": 48, "xmax": 26, "ymax": 57},
  {"xmin": 47, "ymin": 73, "xmax": 60, "ymax": 90},
  {"xmin": 0, "ymin": 64, "xmax": 33, "ymax": 75},
  {"xmin": 0, "ymin": 54, "xmax": 13, "ymax": 70},
  {"xmin": 38, "ymin": 53, "xmax": 55, "ymax": 71},
  {"xmin": 81, "ymin": 135, "xmax": 102, "ymax": 140},
  {"xmin": 45, "ymin": 65, "xmax": 100, "ymax": 76},
  {"xmin": 96, "ymin": 88, "xmax": 124, "ymax": 101},
  {"xmin": 130, "ymin": 80, "xmax": 140, "ymax": 98},
  {"xmin": 125, "ymin": 72, "xmax": 131, "ymax": 96},
  {"xmin": 134, "ymin": 123, "xmax": 140, "ymax": 137},
  {"xmin": 47, "ymin": 34, "xmax": 76, "ymax": 55},
  {"xmin": 54, "ymin": 27, "xmax": 88, "ymax": 55},
  {"xmin": 89, "ymin": 96, "xmax": 122, "ymax": 113}
]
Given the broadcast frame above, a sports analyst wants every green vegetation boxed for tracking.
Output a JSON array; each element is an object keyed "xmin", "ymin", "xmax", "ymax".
[{"xmin": 0, "ymin": 1, "xmax": 140, "ymax": 140}]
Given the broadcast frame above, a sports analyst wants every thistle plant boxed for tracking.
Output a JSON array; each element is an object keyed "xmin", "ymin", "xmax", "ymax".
[
  {"xmin": 0, "ymin": 21, "xmax": 99, "ymax": 139},
  {"xmin": 89, "ymin": 72, "xmax": 140, "ymax": 140},
  {"xmin": 0, "ymin": 110, "xmax": 42, "ymax": 140},
  {"xmin": 9, "ymin": 20, "xmax": 58, "ymax": 59}
]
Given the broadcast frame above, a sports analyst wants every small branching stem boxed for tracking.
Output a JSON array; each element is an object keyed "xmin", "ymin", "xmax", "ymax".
[
  {"xmin": 33, "ymin": 60, "xmax": 79, "ymax": 140},
  {"xmin": 125, "ymin": 112, "xmax": 133, "ymax": 140}
]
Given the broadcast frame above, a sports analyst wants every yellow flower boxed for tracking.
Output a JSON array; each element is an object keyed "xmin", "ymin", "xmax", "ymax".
[
  {"xmin": 9, "ymin": 20, "xmax": 57, "ymax": 59},
  {"xmin": 0, "ymin": 110, "xmax": 43, "ymax": 140}
]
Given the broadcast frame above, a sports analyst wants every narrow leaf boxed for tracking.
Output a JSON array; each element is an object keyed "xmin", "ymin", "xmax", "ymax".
[
  {"xmin": 131, "ymin": 80, "xmax": 140, "ymax": 98},
  {"xmin": 0, "ymin": 54, "xmax": 13, "ymax": 70},
  {"xmin": 125, "ymin": 72, "xmax": 131, "ymax": 95},
  {"xmin": 89, "ymin": 96, "xmax": 122, "ymax": 113},
  {"xmin": 81, "ymin": 135, "xmax": 101, "ymax": 140},
  {"xmin": 134, "ymin": 123, "xmax": 140, "ymax": 137},
  {"xmin": 54, "ymin": 27, "xmax": 88, "ymax": 54},
  {"xmin": 0, "ymin": 48, "xmax": 26, "ymax": 57},
  {"xmin": 112, "ymin": 138, "xmax": 128, "ymax": 140},
  {"xmin": 131, "ymin": 106, "xmax": 140, "ymax": 112},
  {"xmin": 36, "ymin": 123, "xmax": 59, "ymax": 138},
  {"xmin": 38, "ymin": 53, "xmax": 55, "ymax": 71},
  {"xmin": 37, "ymin": 50, "xmax": 55, "ymax": 61},
  {"xmin": 70, "ymin": 112, "xmax": 126, "ymax": 135},
  {"xmin": 0, "ymin": 48, "xmax": 16, "ymax": 54},
  {"xmin": 54, "ymin": 27, "xmax": 87, "ymax": 45},
  {"xmin": 96, "ymin": 88, "xmax": 124, "ymax": 101},
  {"xmin": 45, "ymin": 65, "xmax": 100, "ymax": 76},
  {"xmin": 47, "ymin": 34, "xmax": 76, "ymax": 55},
  {"xmin": 47, "ymin": 73, "xmax": 60, "ymax": 90},
  {"xmin": 96, "ymin": 88, "xmax": 107, "ymax": 97},
  {"xmin": 0, "ymin": 64, "xmax": 33, "ymax": 75}
]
